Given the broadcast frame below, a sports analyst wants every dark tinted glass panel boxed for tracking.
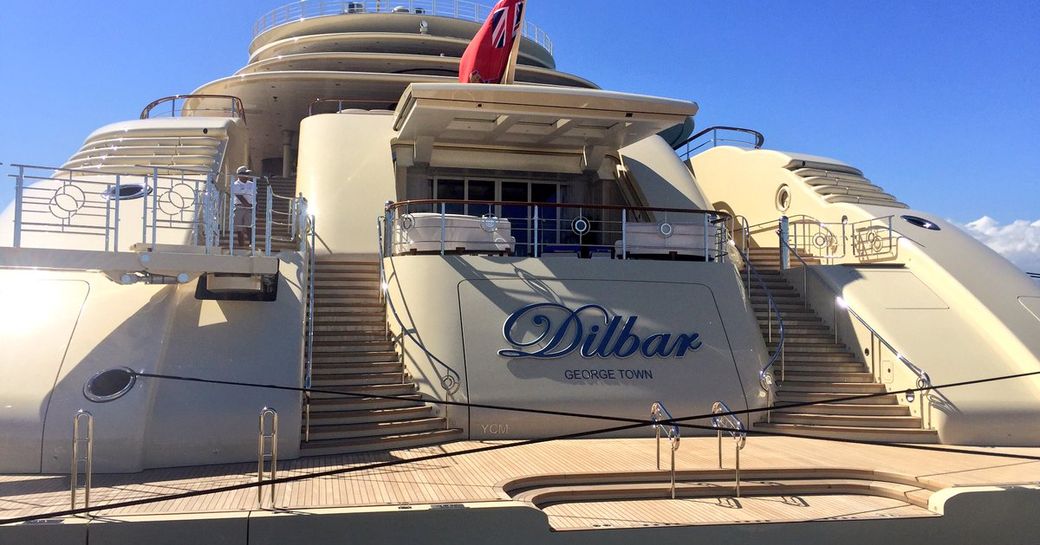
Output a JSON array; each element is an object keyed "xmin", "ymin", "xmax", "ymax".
[
  {"xmin": 436, "ymin": 179, "xmax": 464, "ymax": 214},
  {"xmin": 467, "ymin": 180, "xmax": 496, "ymax": 216}
]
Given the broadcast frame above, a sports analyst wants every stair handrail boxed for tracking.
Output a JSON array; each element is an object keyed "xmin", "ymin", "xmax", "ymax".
[
  {"xmin": 377, "ymin": 213, "xmax": 462, "ymax": 394},
  {"xmin": 300, "ymin": 209, "xmax": 316, "ymax": 442},
  {"xmin": 711, "ymin": 400, "xmax": 747, "ymax": 497},
  {"xmin": 649, "ymin": 401, "xmax": 680, "ymax": 499},
  {"xmin": 675, "ymin": 125, "xmax": 765, "ymax": 160},
  {"xmin": 778, "ymin": 235, "xmax": 934, "ymax": 429},
  {"xmin": 731, "ymin": 226, "xmax": 785, "ymax": 407}
]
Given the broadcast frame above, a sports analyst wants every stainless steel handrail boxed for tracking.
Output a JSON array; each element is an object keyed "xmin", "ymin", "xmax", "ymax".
[
  {"xmin": 732, "ymin": 240, "xmax": 785, "ymax": 410},
  {"xmin": 252, "ymin": 0, "xmax": 553, "ymax": 54},
  {"xmin": 649, "ymin": 401, "xmax": 680, "ymax": 499},
  {"xmin": 303, "ymin": 213, "xmax": 316, "ymax": 441},
  {"xmin": 140, "ymin": 94, "xmax": 246, "ymax": 123},
  {"xmin": 377, "ymin": 213, "xmax": 462, "ymax": 393},
  {"xmin": 257, "ymin": 407, "xmax": 279, "ymax": 508},
  {"xmin": 779, "ymin": 236, "xmax": 934, "ymax": 429},
  {"xmin": 675, "ymin": 126, "xmax": 765, "ymax": 160},
  {"xmin": 711, "ymin": 400, "xmax": 747, "ymax": 497},
  {"xmin": 70, "ymin": 410, "xmax": 94, "ymax": 509}
]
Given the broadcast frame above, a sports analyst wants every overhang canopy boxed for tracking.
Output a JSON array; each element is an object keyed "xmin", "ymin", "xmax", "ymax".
[{"xmin": 392, "ymin": 84, "xmax": 698, "ymax": 168}]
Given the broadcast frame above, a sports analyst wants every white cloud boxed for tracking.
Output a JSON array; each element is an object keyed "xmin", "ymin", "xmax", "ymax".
[{"xmin": 954, "ymin": 216, "xmax": 1040, "ymax": 273}]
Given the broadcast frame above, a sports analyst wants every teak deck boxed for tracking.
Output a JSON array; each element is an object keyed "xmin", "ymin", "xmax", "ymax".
[{"xmin": 2, "ymin": 436, "xmax": 1039, "ymax": 530}]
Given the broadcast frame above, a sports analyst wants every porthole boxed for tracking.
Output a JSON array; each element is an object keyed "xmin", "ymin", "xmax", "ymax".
[
  {"xmin": 83, "ymin": 367, "xmax": 137, "ymax": 403},
  {"xmin": 901, "ymin": 215, "xmax": 940, "ymax": 231},
  {"xmin": 571, "ymin": 216, "xmax": 591, "ymax": 236},
  {"xmin": 102, "ymin": 183, "xmax": 152, "ymax": 201},
  {"xmin": 658, "ymin": 222, "xmax": 674, "ymax": 238},
  {"xmin": 775, "ymin": 185, "xmax": 791, "ymax": 212}
]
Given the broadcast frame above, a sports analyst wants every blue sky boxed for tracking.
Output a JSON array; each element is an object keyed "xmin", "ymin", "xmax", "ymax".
[{"xmin": 1, "ymin": 1, "xmax": 1037, "ymax": 249}]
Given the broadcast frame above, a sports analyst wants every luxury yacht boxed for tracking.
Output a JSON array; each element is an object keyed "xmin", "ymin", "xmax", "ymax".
[{"xmin": 2, "ymin": 1, "xmax": 1040, "ymax": 543}]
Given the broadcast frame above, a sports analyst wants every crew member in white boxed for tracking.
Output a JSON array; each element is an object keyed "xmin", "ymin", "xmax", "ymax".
[{"xmin": 231, "ymin": 165, "xmax": 257, "ymax": 250}]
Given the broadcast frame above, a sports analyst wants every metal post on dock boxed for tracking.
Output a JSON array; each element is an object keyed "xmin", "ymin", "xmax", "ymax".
[
  {"xmin": 258, "ymin": 407, "xmax": 279, "ymax": 508},
  {"xmin": 71, "ymin": 410, "xmax": 94, "ymax": 509}
]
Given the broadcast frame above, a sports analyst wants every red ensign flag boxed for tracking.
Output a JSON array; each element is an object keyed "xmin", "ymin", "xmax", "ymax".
[{"xmin": 458, "ymin": 0, "xmax": 526, "ymax": 83}]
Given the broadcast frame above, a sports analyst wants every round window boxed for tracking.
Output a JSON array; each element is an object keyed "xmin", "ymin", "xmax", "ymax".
[
  {"xmin": 102, "ymin": 184, "xmax": 152, "ymax": 201},
  {"xmin": 775, "ymin": 185, "xmax": 791, "ymax": 212},
  {"xmin": 83, "ymin": 368, "xmax": 137, "ymax": 402}
]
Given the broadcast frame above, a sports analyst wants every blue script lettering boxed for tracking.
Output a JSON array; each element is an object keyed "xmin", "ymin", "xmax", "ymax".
[{"xmin": 498, "ymin": 303, "xmax": 702, "ymax": 359}]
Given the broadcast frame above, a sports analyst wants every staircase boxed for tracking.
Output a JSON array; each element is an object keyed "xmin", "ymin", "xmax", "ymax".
[
  {"xmin": 741, "ymin": 247, "xmax": 938, "ymax": 443},
  {"xmin": 300, "ymin": 257, "xmax": 463, "ymax": 456}
]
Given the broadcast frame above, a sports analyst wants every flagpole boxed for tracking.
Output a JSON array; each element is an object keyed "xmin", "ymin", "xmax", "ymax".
[{"xmin": 501, "ymin": 1, "xmax": 527, "ymax": 84}]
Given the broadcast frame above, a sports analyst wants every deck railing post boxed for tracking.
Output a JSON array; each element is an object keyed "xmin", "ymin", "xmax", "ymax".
[
  {"xmin": 779, "ymin": 216, "xmax": 790, "ymax": 271},
  {"xmin": 265, "ymin": 185, "xmax": 273, "ymax": 255},
  {"xmin": 151, "ymin": 168, "xmax": 160, "ymax": 249},
  {"xmin": 621, "ymin": 208, "xmax": 627, "ymax": 259},
  {"xmin": 228, "ymin": 183, "xmax": 236, "ymax": 255},
  {"xmin": 533, "ymin": 205, "xmax": 539, "ymax": 257},
  {"xmin": 439, "ymin": 202, "xmax": 446, "ymax": 256},
  {"xmin": 13, "ymin": 165, "xmax": 24, "ymax": 247},
  {"xmin": 113, "ymin": 175, "xmax": 121, "ymax": 251}
]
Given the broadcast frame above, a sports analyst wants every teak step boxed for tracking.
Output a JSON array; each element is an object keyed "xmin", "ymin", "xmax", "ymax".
[
  {"xmin": 773, "ymin": 403, "xmax": 910, "ymax": 416},
  {"xmin": 306, "ymin": 406, "xmax": 433, "ymax": 426},
  {"xmin": 304, "ymin": 417, "xmax": 446, "ymax": 441},
  {"xmin": 311, "ymin": 362, "xmax": 404, "ymax": 375},
  {"xmin": 769, "ymin": 413, "xmax": 924, "ymax": 429},
  {"xmin": 299, "ymin": 429, "xmax": 463, "ymax": 457},
  {"xmin": 753, "ymin": 422, "xmax": 939, "ymax": 443},
  {"xmin": 309, "ymin": 394, "xmax": 425, "ymax": 412}
]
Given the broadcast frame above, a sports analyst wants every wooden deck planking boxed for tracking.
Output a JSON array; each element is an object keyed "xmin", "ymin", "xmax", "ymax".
[{"xmin": 1, "ymin": 436, "xmax": 1039, "ymax": 529}]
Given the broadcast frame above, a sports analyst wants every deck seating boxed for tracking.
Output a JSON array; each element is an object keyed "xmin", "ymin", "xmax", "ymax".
[
  {"xmin": 392, "ymin": 213, "xmax": 515, "ymax": 255},
  {"xmin": 615, "ymin": 221, "xmax": 710, "ymax": 259}
]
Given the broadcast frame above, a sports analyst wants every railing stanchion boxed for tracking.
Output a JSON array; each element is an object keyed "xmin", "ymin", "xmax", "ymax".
[
  {"xmin": 533, "ymin": 205, "xmax": 539, "ymax": 257},
  {"xmin": 257, "ymin": 407, "xmax": 279, "ymax": 508},
  {"xmin": 703, "ymin": 212, "xmax": 709, "ymax": 262},
  {"xmin": 621, "ymin": 208, "xmax": 627, "ymax": 259},
  {"xmin": 113, "ymin": 175, "xmax": 121, "ymax": 251},
  {"xmin": 71, "ymin": 410, "xmax": 94, "ymax": 509},
  {"xmin": 265, "ymin": 185, "xmax": 273, "ymax": 255},
  {"xmin": 439, "ymin": 202, "xmax": 446, "ymax": 256},
  {"xmin": 151, "ymin": 168, "xmax": 159, "ymax": 248},
  {"xmin": 779, "ymin": 215, "xmax": 790, "ymax": 271},
  {"xmin": 13, "ymin": 165, "xmax": 24, "ymax": 247}
]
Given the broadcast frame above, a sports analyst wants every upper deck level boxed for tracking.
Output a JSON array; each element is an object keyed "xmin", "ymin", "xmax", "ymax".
[{"xmin": 250, "ymin": 0, "xmax": 555, "ymax": 69}]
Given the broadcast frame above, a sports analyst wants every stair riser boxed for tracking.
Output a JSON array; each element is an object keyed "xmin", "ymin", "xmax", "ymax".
[
  {"xmin": 769, "ymin": 414, "xmax": 924, "ymax": 428},
  {"xmin": 304, "ymin": 419, "xmax": 445, "ymax": 441}
]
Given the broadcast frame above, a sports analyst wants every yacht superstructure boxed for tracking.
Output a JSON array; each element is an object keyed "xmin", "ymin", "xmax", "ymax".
[{"xmin": 2, "ymin": 2, "xmax": 1040, "ymax": 543}]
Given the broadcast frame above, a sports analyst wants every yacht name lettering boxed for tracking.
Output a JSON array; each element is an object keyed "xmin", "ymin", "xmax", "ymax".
[{"xmin": 498, "ymin": 303, "xmax": 702, "ymax": 359}]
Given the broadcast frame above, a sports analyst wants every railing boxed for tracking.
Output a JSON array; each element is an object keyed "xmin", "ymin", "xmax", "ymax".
[
  {"xmin": 377, "ymin": 212, "xmax": 463, "ymax": 394},
  {"xmin": 711, "ymin": 400, "xmax": 747, "ymax": 497},
  {"xmin": 308, "ymin": 97, "xmax": 398, "ymax": 116},
  {"xmin": 675, "ymin": 126, "xmax": 765, "ymax": 161},
  {"xmin": 729, "ymin": 218, "xmax": 785, "ymax": 416},
  {"xmin": 70, "ymin": 410, "xmax": 94, "ymax": 509},
  {"xmin": 253, "ymin": 0, "xmax": 553, "ymax": 54},
  {"xmin": 385, "ymin": 200, "xmax": 732, "ymax": 262},
  {"xmin": 649, "ymin": 401, "xmax": 680, "ymax": 499},
  {"xmin": 785, "ymin": 214, "xmax": 896, "ymax": 263},
  {"xmin": 1027, "ymin": 271, "xmax": 1039, "ymax": 280},
  {"xmin": 257, "ymin": 407, "xmax": 279, "ymax": 508},
  {"xmin": 299, "ymin": 206, "xmax": 317, "ymax": 442},
  {"xmin": 140, "ymin": 94, "xmax": 246, "ymax": 124},
  {"xmin": 779, "ymin": 236, "xmax": 934, "ymax": 429},
  {"xmin": 7, "ymin": 164, "xmax": 308, "ymax": 262},
  {"xmin": 10, "ymin": 163, "xmax": 220, "ymax": 253}
]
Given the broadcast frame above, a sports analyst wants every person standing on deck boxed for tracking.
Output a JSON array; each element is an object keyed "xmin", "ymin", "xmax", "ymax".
[{"xmin": 231, "ymin": 165, "xmax": 257, "ymax": 250}]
